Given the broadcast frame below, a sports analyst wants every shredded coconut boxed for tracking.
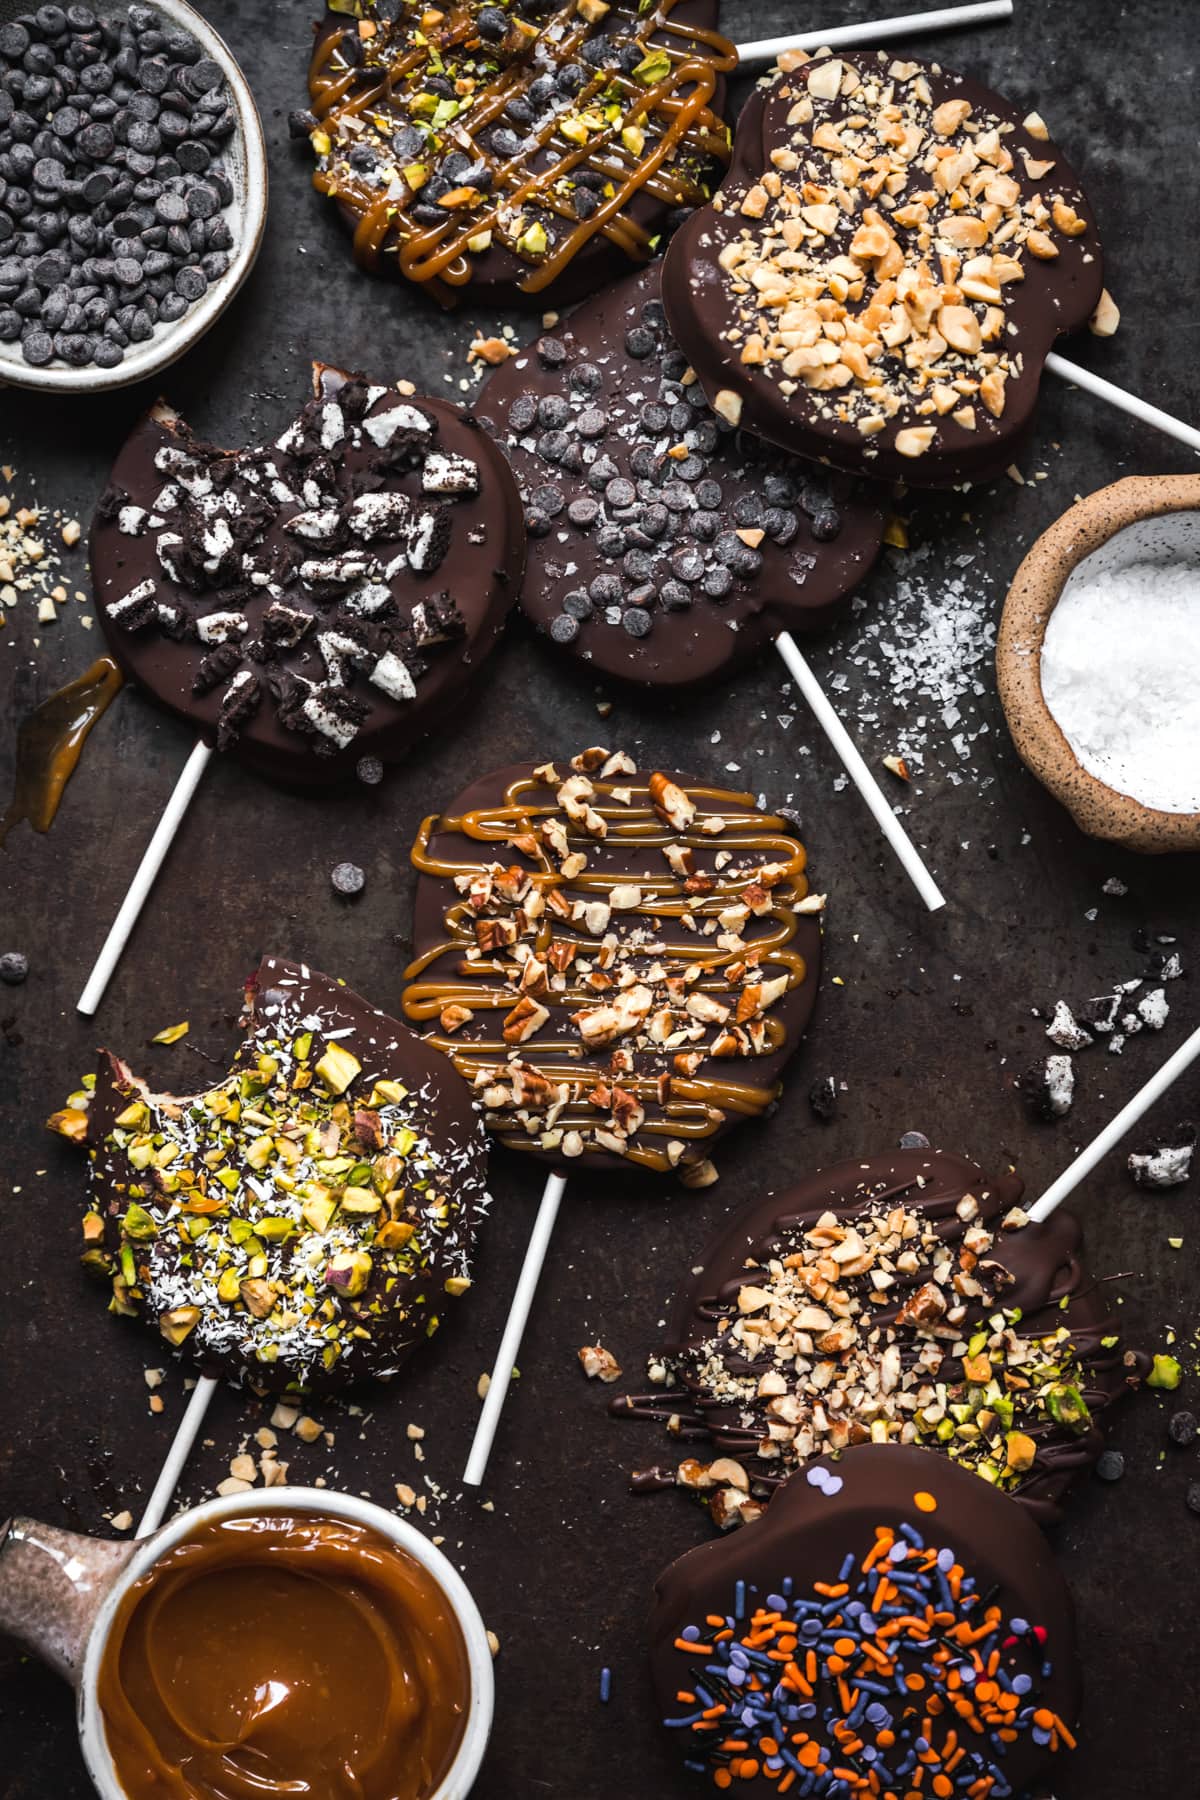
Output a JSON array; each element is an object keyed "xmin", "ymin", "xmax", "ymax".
[{"xmin": 1041, "ymin": 559, "xmax": 1200, "ymax": 813}]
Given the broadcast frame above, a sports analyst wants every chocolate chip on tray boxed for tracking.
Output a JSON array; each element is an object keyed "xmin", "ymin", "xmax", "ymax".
[
  {"xmin": 0, "ymin": 3, "xmax": 237, "ymax": 372},
  {"xmin": 330, "ymin": 861, "xmax": 366, "ymax": 898},
  {"xmin": 0, "ymin": 951, "xmax": 29, "ymax": 985}
]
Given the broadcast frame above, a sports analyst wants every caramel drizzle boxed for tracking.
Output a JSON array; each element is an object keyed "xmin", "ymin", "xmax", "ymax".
[
  {"xmin": 309, "ymin": 1, "xmax": 735, "ymax": 293},
  {"xmin": 0, "ymin": 657, "xmax": 123, "ymax": 849},
  {"xmin": 404, "ymin": 772, "xmax": 813, "ymax": 1172}
]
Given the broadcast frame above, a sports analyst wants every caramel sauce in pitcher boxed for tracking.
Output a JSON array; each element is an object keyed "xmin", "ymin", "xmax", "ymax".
[{"xmin": 96, "ymin": 1514, "xmax": 471, "ymax": 1800}]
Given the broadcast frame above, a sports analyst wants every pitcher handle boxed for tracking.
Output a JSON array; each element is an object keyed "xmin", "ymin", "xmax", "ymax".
[{"xmin": 0, "ymin": 1516, "xmax": 138, "ymax": 1687}]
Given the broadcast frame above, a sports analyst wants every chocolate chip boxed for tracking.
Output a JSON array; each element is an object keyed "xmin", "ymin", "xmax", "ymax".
[
  {"xmin": 899, "ymin": 1130, "xmax": 932, "ymax": 1149},
  {"xmin": 641, "ymin": 402, "xmax": 671, "ymax": 433},
  {"xmin": 596, "ymin": 525, "xmax": 626, "ymax": 557},
  {"xmin": 1096, "ymin": 1450, "xmax": 1125, "ymax": 1482},
  {"xmin": 764, "ymin": 473, "xmax": 798, "ymax": 505},
  {"xmin": 524, "ymin": 508, "xmax": 551, "ymax": 537},
  {"xmin": 622, "ymin": 606, "xmax": 651, "ymax": 637},
  {"xmin": 624, "ymin": 325, "xmax": 655, "ymax": 358},
  {"xmin": 562, "ymin": 588, "xmax": 593, "ymax": 619},
  {"xmin": 695, "ymin": 478, "xmax": 723, "ymax": 510},
  {"xmin": 20, "ymin": 328, "xmax": 54, "ymax": 364},
  {"xmin": 622, "ymin": 548, "xmax": 656, "ymax": 582},
  {"xmin": 1188, "ymin": 1482, "xmax": 1200, "ymax": 1517},
  {"xmin": 567, "ymin": 496, "xmax": 599, "ymax": 528},
  {"xmin": 536, "ymin": 335, "xmax": 567, "ymax": 368},
  {"xmin": 356, "ymin": 755, "xmax": 384, "ymax": 786},
  {"xmin": 588, "ymin": 573, "xmax": 623, "ymax": 606},
  {"xmin": 331, "ymin": 861, "xmax": 366, "ymax": 897},
  {"xmin": 701, "ymin": 565, "xmax": 733, "ymax": 600},
  {"xmin": 577, "ymin": 407, "xmax": 608, "ymax": 440},
  {"xmin": 605, "ymin": 476, "xmax": 636, "ymax": 509},
  {"xmin": 537, "ymin": 393, "xmax": 569, "ymax": 429},
  {"xmin": 811, "ymin": 508, "xmax": 842, "ymax": 542},
  {"xmin": 1169, "ymin": 1411, "xmax": 1198, "ymax": 1448},
  {"xmin": 530, "ymin": 483, "xmax": 564, "ymax": 517},
  {"xmin": 569, "ymin": 360, "xmax": 602, "ymax": 393},
  {"xmin": 692, "ymin": 511, "xmax": 719, "ymax": 543},
  {"xmin": 640, "ymin": 504, "xmax": 669, "ymax": 539},
  {"xmin": 659, "ymin": 579, "xmax": 691, "ymax": 611},
  {"xmin": 671, "ymin": 546, "xmax": 704, "ymax": 583},
  {"xmin": 550, "ymin": 612, "xmax": 579, "ymax": 644},
  {"xmin": 0, "ymin": 952, "xmax": 29, "ymax": 985},
  {"xmin": 536, "ymin": 430, "xmax": 570, "ymax": 464},
  {"xmin": 509, "ymin": 394, "xmax": 536, "ymax": 432}
]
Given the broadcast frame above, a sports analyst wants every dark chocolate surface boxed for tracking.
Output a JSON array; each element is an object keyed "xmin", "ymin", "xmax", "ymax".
[
  {"xmin": 616, "ymin": 1149, "xmax": 1145, "ymax": 1523},
  {"xmin": 64, "ymin": 955, "xmax": 490, "ymax": 1390},
  {"xmin": 403, "ymin": 755, "xmax": 822, "ymax": 1175},
  {"xmin": 93, "ymin": 368, "xmax": 525, "ymax": 784},
  {"xmin": 664, "ymin": 53, "xmax": 1104, "ymax": 487},
  {"xmin": 651, "ymin": 1443, "xmax": 1081, "ymax": 1799},
  {"xmin": 305, "ymin": 0, "xmax": 733, "ymax": 308},
  {"xmin": 478, "ymin": 261, "xmax": 887, "ymax": 686},
  {"xmin": 1, "ymin": 4, "xmax": 1198, "ymax": 1798}
]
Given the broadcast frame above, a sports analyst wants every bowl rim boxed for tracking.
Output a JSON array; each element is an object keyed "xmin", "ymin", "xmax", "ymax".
[
  {"xmin": 75, "ymin": 1485, "xmax": 495, "ymax": 1800},
  {"xmin": 0, "ymin": 0, "xmax": 268, "ymax": 396},
  {"xmin": 996, "ymin": 473, "xmax": 1200, "ymax": 853}
]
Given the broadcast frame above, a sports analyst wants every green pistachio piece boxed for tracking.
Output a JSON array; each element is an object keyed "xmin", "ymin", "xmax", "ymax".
[
  {"xmin": 246, "ymin": 1133, "xmax": 275, "ymax": 1171},
  {"xmin": 159, "ymin": 1305, "xmax": 201, "ymax": 1345},
  {"xmin": 293, "ymin": 1032, "xmax": 313, "ymax": 1062},
  {"xmin": 316, "ymin": 1043, "xmax": 362, "ymax": 1095},
  {"xmin": 1148, "ymin": 1354, "xmax": 1182, "ymax": 1391},
  {"xmin": 1046, "ymin": 1383, "xmax": 1091, "ymax": 1431},
  {"xmin": 122, "ymin": 1203, "xmax": 158, "ymax": 1240},
  {"xmin": 634, "ymin": 50, "xmax": 672, "ymax": 84},
  {"xmin": 81, "ymin": 1248, "xmax": 114, "ymax": 1280},
  {"xmin": 256, "ymin": 1216, "xmax": 296, "ymax": 1242},
  {"xmin": 217, "ymin": 1269, "xmax": 241, "ymax": 1303},
  {"xmin": 370, "ymin": 1080, "xmax": 409, "ymax": 1106},
  {"xmin": 341, "ymin": 1190, "xmax": 382, "ymax": 1216}
]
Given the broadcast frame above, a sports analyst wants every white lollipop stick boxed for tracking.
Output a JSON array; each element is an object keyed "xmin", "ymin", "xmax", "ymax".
[
  {"xmin": 775, "ymin": 631, "xmax": 946, "ymax": 913},
  {"xmin": 136, "ymin": 1374, "xmax": 218, "ymax": 1537},
  {"xmin": 1045, "ymin": 354, "xmax": 1200, "ymax": 457},
  {"xmin": 78, "ymin": 738, "xmax": 213, "ymax": 1017},
  {"xmin": 1029, "ymin": 1022, "xmax": 1200, "ymax": 1223},
  {"xmin": 464, "ymin": 1171, "xmax": 567, "ymax": 1487},
  {"xmin": 735, "ymin": 0, "xmax": 1013, "ymax": 68}
]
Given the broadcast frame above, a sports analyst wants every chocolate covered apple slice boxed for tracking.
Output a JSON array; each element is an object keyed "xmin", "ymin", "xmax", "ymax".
[
  {"xmin": 617, "ymin": 1147, "xmax": 1146, "ymax": 1526},
  {"xmin": 664, "ymin": 51, "xmax": 1104, "ymax": 486},
  {"xmin": 91, "ymin": 366, "xmax": 525, "ymax": 784},
  {"xmin": 302, "ymin": 0, "xmax": 735, "ymax": 307},
  {"xmin": 402, "ymin": 747, "xmax": 822, "ymax": 1182},
  {"xmin": 477, "ymin": 261, "xmax": 886, "ymax": 686},
  {"xmin": 651, "ymin": 1443, "xmax": 1081, "ymax": 1798},
  {"xmin": 50, "ymin": 956, "xmax": 490, "ymax": 1390}
]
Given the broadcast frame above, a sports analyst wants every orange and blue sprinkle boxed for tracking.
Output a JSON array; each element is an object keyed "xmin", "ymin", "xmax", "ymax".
[{"xmin": 665, "ymin": 1519, "xmax": 1075, "ymax": 1795}]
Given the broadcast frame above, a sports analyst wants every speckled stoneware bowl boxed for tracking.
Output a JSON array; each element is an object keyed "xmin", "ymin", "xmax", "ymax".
[
  {"xmin": 0, "ymin": 0, "xmax": 267, "ymax": 396},
  {"xmin": 997, "ymin": 475, "xmax": 1200, "ymax": 854}
]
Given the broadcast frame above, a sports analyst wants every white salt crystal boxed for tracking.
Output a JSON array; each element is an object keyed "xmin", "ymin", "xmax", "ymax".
[{"xmin": 1041, "ymin": 560, "xmax": 1200, "ymax": 813}]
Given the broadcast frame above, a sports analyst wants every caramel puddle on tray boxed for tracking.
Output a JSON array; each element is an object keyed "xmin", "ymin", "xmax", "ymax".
[{"xmin": 0, "ymin": 657, "xmax": 123, "ymax": 849}]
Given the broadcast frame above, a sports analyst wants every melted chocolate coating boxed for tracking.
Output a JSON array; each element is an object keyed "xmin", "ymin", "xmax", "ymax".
[
  {"xmin": 73, "ymin": 956, "xmax": 490, "ymax": 1391},
  {"xmin": 651, "ymin": 1443, "xmax": 1080, "ymax": 1800},
  {"xmin": 664, "ymin": 54, "xmax": 1104, "ymax": 487},
  {"xmin": 92, "ymin": 366, "xmax": 525, "ymax": 786},
  {"xmin": 306, "ymin": 0, "xmax": 734, "ymax": 309},
  {"xmin": 618, "ymin": 1149, "xmax": 1145, "ymax": 1523},
  {"xmin": 403, "ymin": 755, "xmax": 821, "ymax": 1176},
  {"xmin": 477, "ymin": 262, "xmax": 886, "ymax": 687}
]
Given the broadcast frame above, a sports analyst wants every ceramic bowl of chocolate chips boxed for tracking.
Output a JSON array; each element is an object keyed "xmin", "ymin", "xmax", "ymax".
[{"xmin": 0, "ymin": 0, "xmax": 267, "ymax": 393}]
